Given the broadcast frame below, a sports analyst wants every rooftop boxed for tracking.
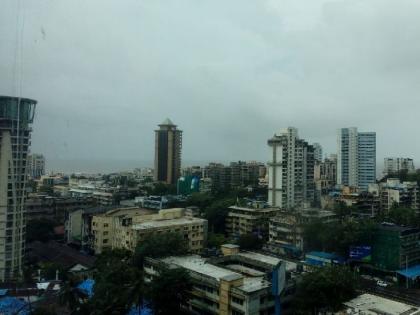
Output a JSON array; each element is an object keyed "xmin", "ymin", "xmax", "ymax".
[
  {"xmin": 229, "ymin": 205, "xmax": 279, "ymax": 213},
  {"xmin": 27, "ymin": 241, "xmax": 96, "ymax": 270},
  {"xmin": 159, "ymin": 118, "xmax": 175, "ymax": 126},
  {"xmin": 132, "ymin": 216, "xmax": 206, "ymax": 230},
  {"xmin": 162, "ymin": 255, "xmax": 240, "ymax": 281},
  {"xmin": 343, "ymin": 293, "xmax": 420, "ymax": 315},
  {"xmin": 161, "ymin": 255, "xmax": 271, "ymax": 293},
  {"xmin": 237, "ymin": 251, "xmax": 281, "ymax": 267}
]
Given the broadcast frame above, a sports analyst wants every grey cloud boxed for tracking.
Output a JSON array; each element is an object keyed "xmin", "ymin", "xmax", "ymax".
[{"xmin": 1, "ymin": 0, "xmax": 420, "ymax": 170}]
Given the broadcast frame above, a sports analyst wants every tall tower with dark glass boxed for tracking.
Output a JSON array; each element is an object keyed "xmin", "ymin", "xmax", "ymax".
[
  {"xmin": 0, "ymin": 96, "xmax": 36, "ymax": 281},
  {"xmin": 154, "ymin": 119, "xmax": 182, "ymax": 185}
]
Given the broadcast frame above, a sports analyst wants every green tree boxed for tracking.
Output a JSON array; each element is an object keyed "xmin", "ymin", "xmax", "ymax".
[
  {"xmin": 134, "ymin": 232, "xmax": 188, "ymax": 267},
  {"xmin": 152, "ymin": 182, "xmax": 176, "ymax": 195},
  {"xmin": 207, "ymin": 233, "xmax": 227, "ymax": 248},
  {"xmin": 237, "ymin": 233, "xmax": 263, "ymax": 250},
  {"xmin": 148, "ymin": 267, "xmax": 192, "ymax": 315},
  {"xmin": 302, "ymin": 219, "xmax": 376, "ymax": 256},
  {"xmin": 205, "ymin": 198, "xmax": 235, "ymax": 233},
  {"xmin": 26, "ymin": 218, "xmax": 56, "ymax": 243},
  {"xmin": 292, "ymin": 265, "xmax": 358, "ymax": 314},
  {"xmin": 387, "ymin": 206, "xmax": 419, "ymax": 227},
  {"xmin": 89, "ymin": 249, "xmax": 145, "ymax": 315}
]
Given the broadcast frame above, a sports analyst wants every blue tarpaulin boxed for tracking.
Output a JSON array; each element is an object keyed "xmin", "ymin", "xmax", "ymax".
[
  {"xmin": 397, "ymin": 264, "xmax": 420, "ymax": 280},
  {"xmin": 0, "ymin": 297, "xmax": 29, "ymax": 315},
  {"xmin": 77, "ymin": 279, "xmax": 95, "ymax": 298},
  {"xmin": 128, "ymin": 306, "xmax": 152, "ymax": 315}
]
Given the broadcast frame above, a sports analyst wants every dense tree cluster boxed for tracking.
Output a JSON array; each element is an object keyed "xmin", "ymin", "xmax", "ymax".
[
  {"xmin": 292, "ymin": 265, "xmax": 358, "ymax": 313},
  {"xmin": 59, "ymin": 232, "xmax": 192, "ymax": 315}
]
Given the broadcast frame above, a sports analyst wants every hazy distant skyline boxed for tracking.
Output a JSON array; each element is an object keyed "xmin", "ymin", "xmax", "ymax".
[{"xmin": 1, "ymin": 0, "xmax": 420, "ymax": 168}]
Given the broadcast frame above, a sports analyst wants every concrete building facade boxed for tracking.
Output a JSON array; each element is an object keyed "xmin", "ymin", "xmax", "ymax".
[
  {"xmin": 27, "ymin": 154, "xmax": 45, "ymax": 179},
  {"xmin": 0, "ymin": 96, "xmax": 37, "ymax": 280},
  {"xmin": 225, "ymin": 202, "xmax": 279, "ymax": 240},
  {"xmin": 337, "ymin": 128, "xmax": 376, "ymax": 191},
  {"xmin": 267, "ymin": 127, "xmax": 315, "ymax": 209},
  {"xmin": 144, "ymin": 250, "xmax": 291, "ymax": 315},
  {"xmin": 154, "ymin": 118, "xmax": 182, "ymax": 185},
  {"xmin": 91, "ymin": 207, "xmax": 207, "ymax": 254},
  {"xmin": 383, "ymin": 157, "xmax": 415, "ymax": 176}
]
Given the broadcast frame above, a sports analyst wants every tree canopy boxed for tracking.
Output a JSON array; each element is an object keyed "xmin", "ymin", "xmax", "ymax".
[{"xmin": 292, "ymin": 265, "xmax": 358, "ymax": 314}]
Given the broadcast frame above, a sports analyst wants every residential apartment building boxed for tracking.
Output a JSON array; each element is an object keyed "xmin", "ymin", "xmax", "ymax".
[
  {"xmin": 383, "ymin": 157, "xmax": 415, "ymax": 176},
  {"xmin": 26, "ymin": 195, "xmax": 94, "ymax": 223},
  {"xmin": 154, "ymin": 118, "xmax": 182, "ymax": 185},
  {"xmin": 314, "ymin": 155, "xmax": 337, "ymax": 197},
  {"xmin": 313, "ymin": 143, "xmax": 323, "ymax": 162},
  {"xmin": 27, "ymin": 154, "xmax": 45, "ymax": 179},
  {"xmin": 0, "ymin": 96, "xmax": 37, "ymax": 280},
  {"xmin": 267, "ymin": 127, "xmax": 315, "ymax": 209},
  {"xmin": 337, "ymin": 127, "xmax": 376, "ymax": 191},
  {"xmin": 225, "ymin": 201, "xmax": 279, "ymax": 240},
  {"xmin": 267, "ymin": 208, "xmax": 337, "ymax": 253},
  {"xmin": 204, "ymin": 161, "xmax": 265, "ymax": 192},
  {"xmin": 368, "ymin": 178, "xmax": 419, "ymax": 212},
  {"xmin": 144, "ymin": 248, "xmax": 292, "ymax": 315},
  {"xmin": 91, "ymin": 207, "xmax": 207, "ymax": 254}
]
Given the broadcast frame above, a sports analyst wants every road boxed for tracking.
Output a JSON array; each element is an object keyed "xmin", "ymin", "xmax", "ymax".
[{"xmin": 358, "ymin": 278, "xmax": 420, "ymax": 306}]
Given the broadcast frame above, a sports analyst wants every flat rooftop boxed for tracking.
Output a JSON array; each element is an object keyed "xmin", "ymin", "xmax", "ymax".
[
  {"xmin": 229, "ymin": 205, "xmax": 279, "ymax": 212},
  {"xmin": 344, "ymin": 293, "xmax": 420, "ymax": 315},
  {"xmin": 162, "ymin": 255, "xmax": 240, "ymax": 281},
  {"xmin": 238, "ymin": 251, "xmax": 281, "ymax": 266},
  {"xmin": 161, "ymin": 255, "xmax": 271, "ymax": 293},
  {"xmin": 132, "ymin": 217, "xmax": 206, "ymax": 230}
]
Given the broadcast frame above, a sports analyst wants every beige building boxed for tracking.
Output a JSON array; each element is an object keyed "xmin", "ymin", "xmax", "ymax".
[
  {"xmin": 92, "ymin": 207, "xmax": 207, "ymax": 254},
  {"xmin": 144, "ymin": 248, "xmax": 292, "ymax": 315},
  {"xmin": 225, "ymin": 202, "xmax": 279, "ymax": 240}
]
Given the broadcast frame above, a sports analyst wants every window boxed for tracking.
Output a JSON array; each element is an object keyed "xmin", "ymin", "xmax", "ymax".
[
  {"xmin": 103, "ymin": 239, "xmax": 109, "ymax": 244},
  {"xmin": 232, "ymin": 296, "xmax": 244, "ymax": 305}
]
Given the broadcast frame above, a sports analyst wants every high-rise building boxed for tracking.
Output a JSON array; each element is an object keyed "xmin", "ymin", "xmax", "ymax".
[
  {"xmin": 383, "ymin": 157, "xmax": 415, "ymax": 176},
  {"xmin": 313, "ymin": 143, "xmax": 323, "ymax": 162},
  {"xmin": 314, "ymin": 155, "xmax": 337, "ymax": 196},
  {"xmin": 154, "ymin": 118, "xmax": 182, "ymax": 185},
  {"xmin": 0, "ymin": 96, "xmax": 37, "ymax": 280},
  {"xmin": 28, "ymin": 153, "xmax": 45, "ymax": 179},
  {"xmin": 337, "ymin": 127, "xmax": 376, "ymax": 191},
  {"xmin": 267, "ymin": 127, "xmax": 315, "ymax": 209}
]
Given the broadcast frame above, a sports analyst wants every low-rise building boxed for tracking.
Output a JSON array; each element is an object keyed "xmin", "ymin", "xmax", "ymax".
[
  {"xmin": 369, "ymin": 178, "xmax": 419, "ymax": 212},
  {"xmin": 267, "ymin": 208, "xmax": 337, "ymax": 253},
  {"xmin": 144, "ymin": 249, "xmax": 294, "ymax": 315},
  {"xmin": 340, "ymin": 293, "xmax": 420, "ymax": 315},
  {"xmin": 91, "ymin": 207, "xmax": 208, "ymax": 254},
  {"xmin": 226, "ymin": 201, "xmax": 279, "ymax": 240},
  {"xmin": 383, "ymin": 157, "xmax": 416, "ymax": 177}
]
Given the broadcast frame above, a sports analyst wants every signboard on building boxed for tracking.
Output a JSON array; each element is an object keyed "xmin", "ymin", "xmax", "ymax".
[{"xmin": 349, "ymin": 246, "xmax": 372, "ymax": 262}]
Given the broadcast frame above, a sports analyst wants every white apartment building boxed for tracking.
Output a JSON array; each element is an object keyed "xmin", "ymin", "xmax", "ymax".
[
  {"xmin": 337, "ymin": 127, "xmax": 376, "ymax": 191},
  {"xmin": 267, "ymin": 127, "xmax": 315, "ymax": 209},
  {"xmin": 383, "ymin": 158, "xmax": 415, "ymax": 176}
]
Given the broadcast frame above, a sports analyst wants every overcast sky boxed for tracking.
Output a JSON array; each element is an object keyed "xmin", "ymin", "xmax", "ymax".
[{"xmin": 1, "ymin": 0, "xmax": 420, "ymax": 170}]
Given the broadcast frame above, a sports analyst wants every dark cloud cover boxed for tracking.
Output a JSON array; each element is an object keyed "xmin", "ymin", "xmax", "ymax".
[{"xmin": 1, "ymin": 0, "xmax": 420, "ymax": 170}]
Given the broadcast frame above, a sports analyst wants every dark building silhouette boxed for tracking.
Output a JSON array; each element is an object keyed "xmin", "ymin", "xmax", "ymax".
[{"xmin": 154, "ymin": 119, "xmax": 182, "ymax": 185}]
